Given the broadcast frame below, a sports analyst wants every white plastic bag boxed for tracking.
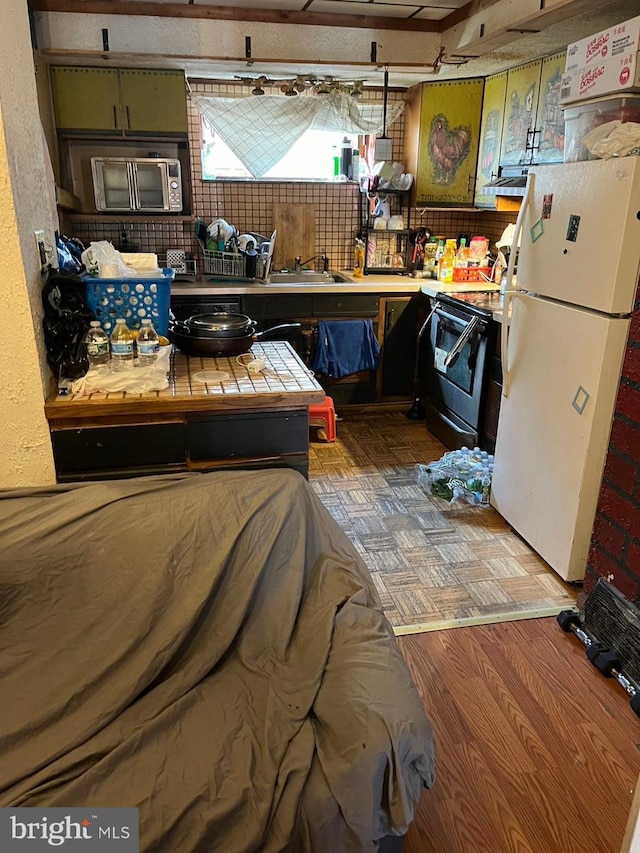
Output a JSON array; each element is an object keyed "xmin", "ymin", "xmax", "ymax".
[
  {"xmin": 81, "ymin": 241, "xmax": 137, "ymax": 278},
  {"xmin": 70, "ymin": 345, "xmax": 171, "ymax": 397}
]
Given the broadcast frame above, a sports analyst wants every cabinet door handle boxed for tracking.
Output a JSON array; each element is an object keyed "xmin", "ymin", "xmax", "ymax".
[
  {"xmin": 386, "ymin": 308, "xmax": 394, "ymax": 333},
  {"xmin": 126, "ymin": 106, "xmax": 131, "ymax": 129},
  {"xmin": 466, "ymin": 174, "xmax": 476, "ymax": 193},
  {"xmin": 525, "ymin": 128, "xmax": 541, "ymax": 152},
  {"xmin": 113, "ymin": 105, "xmax": 118, "ymax": 128}
]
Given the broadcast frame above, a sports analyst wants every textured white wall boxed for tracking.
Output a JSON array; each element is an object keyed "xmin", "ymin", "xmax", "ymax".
[{"xmin": 0, "ymin": 0, "xmax": 57, "ymax": 486}]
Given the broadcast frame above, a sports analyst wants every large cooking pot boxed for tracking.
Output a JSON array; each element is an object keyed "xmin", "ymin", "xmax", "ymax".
[{"xmin": 168, "ymin": 313, "xmax": 300, "ymax": 357}]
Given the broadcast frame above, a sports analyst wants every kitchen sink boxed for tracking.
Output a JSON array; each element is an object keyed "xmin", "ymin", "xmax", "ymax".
[{"xmin": 267, "ymin": 271, "xmax": 350, "ymax": 284}]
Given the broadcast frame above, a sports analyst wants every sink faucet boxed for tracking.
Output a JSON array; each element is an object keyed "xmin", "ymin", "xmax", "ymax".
[{"xmin": 294, "ymin": 254, "xmax": 329, "ymax": 272}]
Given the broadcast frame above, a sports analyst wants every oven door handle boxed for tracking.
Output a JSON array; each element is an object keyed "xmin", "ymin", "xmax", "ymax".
[{"xmin": 444, "ymin": 315, "xmax": 481, "ymax": 369}]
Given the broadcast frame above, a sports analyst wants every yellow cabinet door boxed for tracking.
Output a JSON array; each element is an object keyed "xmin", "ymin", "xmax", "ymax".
[
  {"xmin": 500, "ymin": 60, "xmax": 542, "ymax": 166},
  {"xmin": 118, "ymin": 70, "xmax": 188, "ymax": 133},
  {"xmin": 533, "ymin": 51, "xmax": 566, "ymax": 163},
  {"xmin": 51, "ymin": 67, "xmax": 120, "ymax": 131},
  {"xmin": 415, "ymin": 78, "xmax": 484, "ymax": 206},
  {"xmin": 474, "ymin": 71, "xmax": 508, "ymax": 207}
]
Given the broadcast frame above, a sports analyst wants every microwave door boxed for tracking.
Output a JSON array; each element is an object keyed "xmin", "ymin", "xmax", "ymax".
[
  {"xmin": 133, "ymin": 161, "xmax": 168, "ymax": 211},
  {"xmin": 94, "ymin": 160, "xmax": 134, "ymax": 211}
]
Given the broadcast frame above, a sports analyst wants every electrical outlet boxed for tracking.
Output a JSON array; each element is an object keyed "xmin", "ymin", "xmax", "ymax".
[{"xmin": 34, "ymin": 230, "xmax": 47, "ymax": 273}]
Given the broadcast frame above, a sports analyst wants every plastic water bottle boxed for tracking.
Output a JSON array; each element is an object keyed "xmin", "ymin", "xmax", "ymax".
[
  {"xmin": 481, "ymin": 474, "xmax": 492, "ymax": 505},
  {"xmin": 136, "ymin": 318, "xmax": 160, "ymax": 366},
  {"xmin": 110, "ymin": 318, "xmax": 134, "ymax": 371},
  {"xmin": 84, "ymin": 320, "xmax": 109, "ymax": 367}
]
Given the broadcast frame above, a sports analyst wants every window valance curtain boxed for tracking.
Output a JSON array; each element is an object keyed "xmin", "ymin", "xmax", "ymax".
[{"xmin": 192, "ymin": 93, "xmax": 404, "ymax": 179}]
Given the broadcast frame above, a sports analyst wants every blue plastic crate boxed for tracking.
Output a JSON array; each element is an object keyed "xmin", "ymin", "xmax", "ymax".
[{"xmin": 84, "ymin": 269, "xmax": 174, "ymax": 336}]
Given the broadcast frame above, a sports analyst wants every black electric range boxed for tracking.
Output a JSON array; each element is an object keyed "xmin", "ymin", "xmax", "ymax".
[
  {"xmin": 435, "ymin": 290, "xmax": 504, "ymax": 317},
  {"xmin": 420, "ymin": 289, "xmax": 502, "ymax": 451}
]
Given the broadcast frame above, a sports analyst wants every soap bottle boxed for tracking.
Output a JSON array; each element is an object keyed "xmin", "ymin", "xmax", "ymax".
[
  {"xmin": 439, "ymin": 239, "xmax": 457, "ymax": 283},
  {"xmin": 339, "ymin": 137, "xmax": 352, "ymax": 179},
  {"xmin": 353, "ymin": 239, "xmax": 365, "ymax": 278},
  {"xmin": 455, "ymin": 237, "xmax": 469, "ymax": 268}
]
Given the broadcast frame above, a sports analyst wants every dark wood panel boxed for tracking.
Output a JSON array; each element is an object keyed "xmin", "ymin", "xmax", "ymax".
[
  {"xmin": 398, "ymin": 617, "xmax": 640, "ymax": 853},
  {"xmin": 51, "ymin": 422, "xmax": 186, "ymax": 476}
]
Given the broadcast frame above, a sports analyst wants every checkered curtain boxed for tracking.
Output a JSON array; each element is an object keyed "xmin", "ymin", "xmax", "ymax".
[{"xmin": 192, "ymin": 93, "xmax": 403, "ymax": 178}]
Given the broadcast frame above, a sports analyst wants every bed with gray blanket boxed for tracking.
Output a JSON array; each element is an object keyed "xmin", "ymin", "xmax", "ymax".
[{"xmin": 0, "ymin": 470, "xmax": 435, "ymax": 851}]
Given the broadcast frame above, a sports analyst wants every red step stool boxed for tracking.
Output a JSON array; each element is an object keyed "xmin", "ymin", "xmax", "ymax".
[{"xmin": 308, "ymin": 396, "xmax": 337, "ymax": 442}]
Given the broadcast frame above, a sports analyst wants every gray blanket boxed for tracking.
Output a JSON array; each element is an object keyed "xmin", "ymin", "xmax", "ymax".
[{"xmin": 0, "ymin": 470, "xmax": 434, "ymax": 851}]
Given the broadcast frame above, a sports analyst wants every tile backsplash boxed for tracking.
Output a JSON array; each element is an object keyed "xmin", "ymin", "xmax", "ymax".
[{"xmin": 71, "ymin": 81, "xmax": 518, "ymax": 273}]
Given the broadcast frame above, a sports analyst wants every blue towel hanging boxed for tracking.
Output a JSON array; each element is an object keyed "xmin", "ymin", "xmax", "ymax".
[{"xmin": 311, "ymin": 319, "xmax": 381, "ymax": 379}]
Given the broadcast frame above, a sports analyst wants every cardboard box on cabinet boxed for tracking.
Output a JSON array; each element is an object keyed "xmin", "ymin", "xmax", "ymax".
[{"xmin": 565, "ymin": 15, "xmax": 640, "ymax": 72}]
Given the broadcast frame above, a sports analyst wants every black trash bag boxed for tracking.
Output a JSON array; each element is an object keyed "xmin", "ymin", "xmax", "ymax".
[{"xmin": 42, "ymin": 269, "xmax": 94, "ymax": 381}]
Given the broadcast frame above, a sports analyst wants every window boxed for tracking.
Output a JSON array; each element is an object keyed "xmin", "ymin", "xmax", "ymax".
[{"xmin": 201, "ymin": 115, "xmax": 358, "ymax": 181}]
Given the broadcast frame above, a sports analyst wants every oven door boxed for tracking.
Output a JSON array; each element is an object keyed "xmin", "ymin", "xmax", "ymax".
[{"xmin": 423, "ymin": 304, "xmax": 490, "ymax": 448}]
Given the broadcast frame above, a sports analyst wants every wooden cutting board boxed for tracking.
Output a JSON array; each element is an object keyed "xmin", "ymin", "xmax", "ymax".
[{"xmin": 272, "ymin": 203, "xmax": 316, "ymax": 271}]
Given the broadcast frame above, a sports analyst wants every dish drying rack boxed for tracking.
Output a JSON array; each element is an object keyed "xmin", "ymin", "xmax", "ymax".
[{"xmin": 198, "ymin": 230, "xmax": 276, "ymax": 282}]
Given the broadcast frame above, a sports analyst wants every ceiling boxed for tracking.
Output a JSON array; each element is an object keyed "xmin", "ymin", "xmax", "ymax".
[{"xmin": 33, "ymin": 0, "xmax": 640, "ymax": 88}]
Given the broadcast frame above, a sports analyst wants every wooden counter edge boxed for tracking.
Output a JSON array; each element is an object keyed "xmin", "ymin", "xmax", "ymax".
[{"xmin": 45, "ymin": 389, "xmax": 326, "ymax": 422}]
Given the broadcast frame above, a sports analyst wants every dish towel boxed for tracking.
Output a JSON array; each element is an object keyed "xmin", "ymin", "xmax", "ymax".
[{"xmin": 311, "ymin": 319, "xmax": 381, "ymax": 379}]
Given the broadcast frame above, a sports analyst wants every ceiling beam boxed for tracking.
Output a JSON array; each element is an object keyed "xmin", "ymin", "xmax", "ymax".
[
  {"xmin": 439, "ymin": 0, "xmax": 502, "ymax": 32},
  {"xmin": 29, "ymin": 0, "xmax": 441, "ymax": 33}
]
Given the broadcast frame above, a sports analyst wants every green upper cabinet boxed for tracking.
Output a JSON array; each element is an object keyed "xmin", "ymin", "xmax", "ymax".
[
  {"xmin": 51, "ymin": 67, "xmax": 188, "ymax": 135},
  {"xmin": 118, "ymin": 70, "xmax": 188, "ymax": 133},
  {"xmin": 51, "ymin": 67, "xmax": 121, "ymax": 131},
  {"xmin": 474, "ymin": 71, "xmax": 508, "ymax": 207},
  {"xmin": 500, "ymin": 51, "xmax": 566, "ymax": 166},
  {"xmin": 406, "ymin": 78, "xmax": 484, "ymax": 207}
]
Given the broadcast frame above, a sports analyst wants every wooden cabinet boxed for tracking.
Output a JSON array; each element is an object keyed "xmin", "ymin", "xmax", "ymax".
[
  {"xmin": 500, "ymin": 51, "xmax": 566, "ymax": 166},
  {"xmin": 51, "ymin": 67, "xmax": 188, "ymax": 134},
  {"xmin": 474, "ymin": 71, "xmax": 508, "ymax": 207},
  {"xmin": 405, "ymin": 78, "xmax": 484, "ymax": 207},
  {"xmin": 377, "ymin": 297, "xmax": 423, "ymax": 401},
  {"xmin": 532, "ymin": 52, "xmax": 566, "ymax": 164},
  {"xmin": 238, "ymin": 291, "xmax": 421, "ymax": 405}
]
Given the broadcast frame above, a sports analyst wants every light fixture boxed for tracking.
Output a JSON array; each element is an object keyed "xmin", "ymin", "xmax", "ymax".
[{"xmin": 236, "ymin": 73, "xmax": 367, "ymax": 98}]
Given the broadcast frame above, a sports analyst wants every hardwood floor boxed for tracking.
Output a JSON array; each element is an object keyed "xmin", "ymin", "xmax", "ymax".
[{"xmin": 398, "ymin": 617, "xmax": 640, "ymax": 853}]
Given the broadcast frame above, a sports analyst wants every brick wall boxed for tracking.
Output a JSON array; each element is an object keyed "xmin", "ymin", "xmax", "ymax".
[{"xmin": 584, "ymin": 296, "xmax": 640, "ymax": 604}]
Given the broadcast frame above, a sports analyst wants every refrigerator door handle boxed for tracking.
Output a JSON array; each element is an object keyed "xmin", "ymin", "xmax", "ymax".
[{"xmin": 502, "ymin": 172, "xmax": 534, "ymax": 398}]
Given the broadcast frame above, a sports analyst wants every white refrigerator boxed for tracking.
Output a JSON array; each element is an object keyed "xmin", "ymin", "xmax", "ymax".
[{"xmin": 491, "ymin": 158, "xmax": 640, "ymax": 582}]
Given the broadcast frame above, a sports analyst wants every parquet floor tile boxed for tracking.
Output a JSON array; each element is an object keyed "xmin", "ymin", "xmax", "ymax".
[{"xmin": 309, "ymin": 412, "xmax": 578, "ymax": 630}]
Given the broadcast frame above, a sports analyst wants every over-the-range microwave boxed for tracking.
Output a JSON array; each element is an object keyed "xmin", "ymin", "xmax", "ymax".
[{"xmin": 91, "ymin": 156, "xmax": 183, "ymax": 213}]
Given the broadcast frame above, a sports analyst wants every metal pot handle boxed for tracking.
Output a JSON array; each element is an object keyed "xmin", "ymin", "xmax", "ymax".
[
  {"xmin": 170, "ymin": 319, "xmax": 191, "ymax": 335},
  {"xmin": 255, "ymin": 323, "xmax": 301, "ymax": 339}
]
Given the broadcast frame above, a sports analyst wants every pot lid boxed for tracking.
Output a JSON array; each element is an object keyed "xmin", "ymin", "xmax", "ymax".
[{"xmin": 187, "ymin": 312, "xmax": 252, "ymax": 332}]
